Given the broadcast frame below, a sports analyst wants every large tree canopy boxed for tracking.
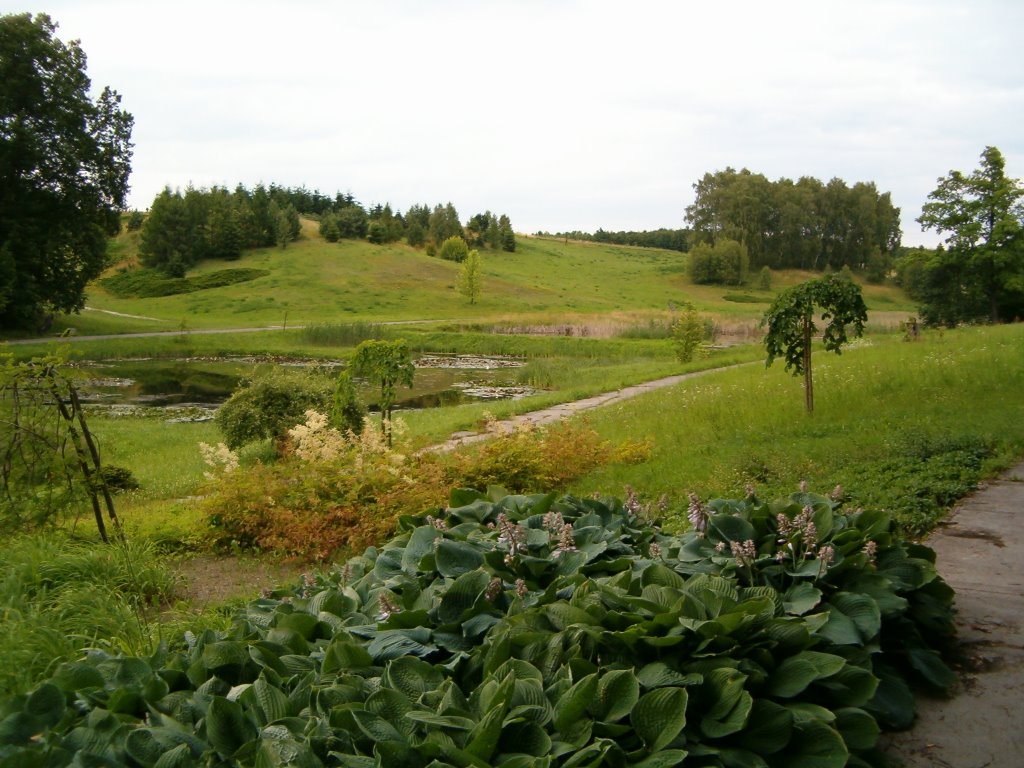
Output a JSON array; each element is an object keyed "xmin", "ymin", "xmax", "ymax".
[
  {"xmin": 685, "ymin": 168, "xmax": 901, "ymax": 273},
  {"xmin": 0, "ymin": 13, "xmax": 134, "ymax": 329},
  {"xmin": 916, "ymin": 146, "xmax": 1024, "ymax": 324}
]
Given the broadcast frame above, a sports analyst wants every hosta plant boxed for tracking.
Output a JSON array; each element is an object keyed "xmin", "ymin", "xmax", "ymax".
[{"xmin": 0, "ymin": 486, "xmax": 954, "ymax": 767}]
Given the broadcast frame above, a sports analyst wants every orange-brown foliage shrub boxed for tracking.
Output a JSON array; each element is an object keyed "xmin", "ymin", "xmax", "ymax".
[{"xmin": 202, "ymin": 413, "xmax": 651, "ymax": 561}]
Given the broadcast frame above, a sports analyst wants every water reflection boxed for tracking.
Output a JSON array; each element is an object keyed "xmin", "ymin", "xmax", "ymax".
[{"xmin": 74, "ymin": 355, "xmax": 535, "ymax": 412}]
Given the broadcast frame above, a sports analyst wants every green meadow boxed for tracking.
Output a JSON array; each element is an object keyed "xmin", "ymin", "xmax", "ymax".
[{"xmin": 4, "ymin": 222, "xmax": 1023, "ymax": 705}]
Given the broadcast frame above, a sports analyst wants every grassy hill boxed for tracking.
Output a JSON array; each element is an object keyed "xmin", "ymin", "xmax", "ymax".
[{"xmin": 28, "ymin": 220, "xmax": 915, "ymax": 337}]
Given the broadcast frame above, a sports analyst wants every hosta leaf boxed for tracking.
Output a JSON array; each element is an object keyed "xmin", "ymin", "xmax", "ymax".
[
  {"xmin": 153, "ymin": 744, "xmax": 195, "ymax": 768},
  {"xmin": 405, "ymin": 711, "xmax": 476, "ymax": 730},
  {"xmin": 813, "ymin": 664, "xmax": 878, "ymax": 708},
  {"xmin": 546, "ymin": 602, "xmax": 597, "ymax": 630},
  {"xmin": 706, "ymin": 514, "xmax": 756, "ymax": 545},
  {"xmin": 436, "ymin": 569, "xmax": 490, "ymax": 625},
  {"xmin": 637, "ymin": 663, "xmax": 702, "ymax": 690},
  {"xmin": 383, "ymin": 656, "xmax": 444, "ymax": 700},
  {"xmin": 0, "ymin": 712, "xmax": 44, "ymax": 746},
  {"xmin": 25, "ymin": 683, "xmax": 64, "ymax": 728},
  {"xmin": 593, "ymin": 669, "xmax": 640, "ymax": 723},
  {"xmin": 640, "ymin": 563, "xmax": 686, "ymax": 589},
  {"xmin": 907, "ymin": 648, "xmax": 956, "ymax": 691},
  {"xmin": 206, "ymin": 696, "xmax": 257, "ymax": 758},
  {"xmin": 628, "ymin": 750, "xmax": 689, "ymax": 768},
  {"xmin": 831, "ymin": 593, "xmax": 881, "ymax": 639},
  {"xmin": 308, "ymin": 588, "xmax": 357, "ymax": 618},
  {"xmin": 367, "ymin": 689, "xmax": 416, "ymax": 739},
  {"xmin": 834, "ymin": 707, "xmax": 880, "ymax": 751},
  {"xmin": 51, "ymin": 662, "xmax": 105, "ymax": 692},
  {"xmin": 778, "ymin": 719, "xmax": 848, "ymax": 768},
  {"xmin": 352, "ymin": 708, "xmax": 405, "ymax": 743},
  {"xmin": 739, "ymin": 698, "xmax": 792, "ymax": 755},
  {"xmin": 701, "ymin": 688, "xmax": 752, "ymax": 738},
  {"xmin": 492, "ymin": 659, "xmax": 544, "ymax": 684},
  {"xmin": 553, "ymin": 673, "xmax": 598, "ymax": 732},
  {"xmin": 767, "ymin": 652, "xmax": 846, "ymax": 698},
  {"xmin": 402, "ymin": 526, "xmax": 443, "ymax": 574},
  {"xmin": 864, "ymin": 668, "xmax": 916, "ymax": 730},
  {"xmin": 367, "ymin": 629, "xmax": 437, "ymax": 661},
  {"xmin": 716, "ymin": 748, "xmax": 768, "ymax": 768},
  {"xmin": 498, "ymin": 721, "xmax": 552, "ymax": 756},
  {"xmin": 702, "ymin": 667, "xmax": 747, "ymax": 721},
  {"xmin": 436, "ymin": 539, "xmax": 485, "ymax": 578},
  {"xmin": 322, "ymin": 640, "xmax": 374, "ymax": 674},
  {"xmin": 561, "ymin": 739, "xmax": 613, "ymax": 768},
  {"xmin": 465, "ymin": 705, "xmax": 505, "ymax": 761},
  {"xmin": 782, "ymin": 583, "xmax": 822, "ymax": 616},
  {"xmin": 632, "ymin": 687, "xmax": 688, "ymax": 752},
  {"xmin": 276, "ymin": 612, "xmax": 321, "ymax": 641},
  {"xmin": 253, "ymin": 677, "xmax": 291, "ymax": 724}
]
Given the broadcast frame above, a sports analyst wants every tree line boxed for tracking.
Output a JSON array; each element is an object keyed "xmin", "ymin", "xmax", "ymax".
[
  {"xmin": 134, "ymin": 183, "xmax": 518, "ymax": 276},
  {"xmin": 542, "ymin": 228, "xmax": 689, "ymax": 251},
  {"xmin": 685, "ymin": 168, "xmax": 902, "ymax": 278},
  {"xmin": 139, "ymin": 185, "xmax": 301, "ymax": 276}
]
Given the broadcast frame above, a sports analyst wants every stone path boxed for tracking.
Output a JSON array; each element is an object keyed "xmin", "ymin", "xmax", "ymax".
[{"xmin": 883, "ymin": 460, "xmax": 1024, "ymax": 767}]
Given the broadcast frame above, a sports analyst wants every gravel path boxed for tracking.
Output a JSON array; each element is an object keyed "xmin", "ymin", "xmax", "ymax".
[{"xmin": 430, "ymin": 363, "xmax": 752, "ymax": 452}]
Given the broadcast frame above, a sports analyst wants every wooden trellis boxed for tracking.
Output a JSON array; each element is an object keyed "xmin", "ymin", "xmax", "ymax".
[{"xmin": 1, "ymin": 358, "xmax": 119, "ymax": 541}]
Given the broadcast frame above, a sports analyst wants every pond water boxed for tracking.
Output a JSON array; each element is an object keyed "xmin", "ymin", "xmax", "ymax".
[{"xmin": 71, "ymin": 355, "xmax": 534, "ymax": 416}]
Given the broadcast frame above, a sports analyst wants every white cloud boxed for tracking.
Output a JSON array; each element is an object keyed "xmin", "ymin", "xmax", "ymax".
[{"xmin": 18, "ymin": 0, "xmax": 1024, "ymax": 245}]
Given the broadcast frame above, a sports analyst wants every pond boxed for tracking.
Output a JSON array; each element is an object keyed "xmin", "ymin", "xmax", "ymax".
[{"xmin": 70, "ymin": 355, "xmax": 535, "ymax": 416}]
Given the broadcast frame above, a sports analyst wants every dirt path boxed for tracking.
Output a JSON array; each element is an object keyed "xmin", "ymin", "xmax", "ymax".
[
  {"xmin": 882, "ymin": 460, "xmax": 1024, "ymax": 767},
  {"xmin": 430, "ymin": 363, "xmax": 752, "ymax": 452}
]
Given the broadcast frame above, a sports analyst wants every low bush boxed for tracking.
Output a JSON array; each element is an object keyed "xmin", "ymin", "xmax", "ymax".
[
  {"xmin": 100, "ymin": 268, "xmax": 269, "ymax": 298},
  {"xmin": 1, "ymin": 487, "xmax": 954, "ymax": 766}
]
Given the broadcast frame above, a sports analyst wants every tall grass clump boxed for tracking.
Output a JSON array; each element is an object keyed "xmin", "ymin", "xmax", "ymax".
[
  {"xmin": 0, "ymin": 536, "xmax": 179, "ymax": 696},
  {"xmin": 298, "ymin": 322, "xmax": 388, "ymax": 347}
]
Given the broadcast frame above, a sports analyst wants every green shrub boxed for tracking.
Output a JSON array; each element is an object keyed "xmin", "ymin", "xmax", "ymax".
[
  {"xmin": 438, "ymin": 235, "xmax": 469, "ymax": 263},
  {"xmin": 100, "ymin": 267, "xmax": 269, "ymax": 298},
  {"xmin": 2, "ymin": 486, "xmax": 954, "ymax": 765},
  {"xmin": 214, "ymin": 367, "xmax": 333, "ymax": 450},
  {"xmin": 97, "ymin": 464, "xmax": 139, "ymax": 492}
]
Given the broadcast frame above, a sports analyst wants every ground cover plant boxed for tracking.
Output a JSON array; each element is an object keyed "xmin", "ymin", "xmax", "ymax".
[{"xmin": 0, "ymin": 486, "xmax": 954, "ymax": 766}]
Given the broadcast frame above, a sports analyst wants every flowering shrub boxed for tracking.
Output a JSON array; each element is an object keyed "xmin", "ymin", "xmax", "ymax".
[
  {"xmin": 3, "ymin": 486, "xmax": 955, "ymax": 767},
  {"xmin": 203, "ymin": 414, "xmax": 643, "ymax": 561}
]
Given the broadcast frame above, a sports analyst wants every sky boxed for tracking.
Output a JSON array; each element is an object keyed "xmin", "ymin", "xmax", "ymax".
[{"xmin": 11, "ymin": 0, "xmax": 1024, "ymax": 246}]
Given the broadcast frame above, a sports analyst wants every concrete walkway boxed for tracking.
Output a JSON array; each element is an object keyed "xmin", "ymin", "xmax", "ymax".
[{"xmin": 883, "ymin": 460, "xmax": 1024, "ymax": 767}]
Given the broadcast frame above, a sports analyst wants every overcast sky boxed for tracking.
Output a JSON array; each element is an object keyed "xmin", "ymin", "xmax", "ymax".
[{"xmin": 13, "ymin": 0, "xmax": 1024, "ymax": 245}]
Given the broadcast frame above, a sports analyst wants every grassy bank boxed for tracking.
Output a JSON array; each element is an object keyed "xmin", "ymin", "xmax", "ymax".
[{"xmin": 571, "ymin": 323, "xmax": 1024, "ymax": 535}]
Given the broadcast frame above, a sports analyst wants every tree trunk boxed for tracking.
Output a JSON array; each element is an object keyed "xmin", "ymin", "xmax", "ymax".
[{"xmin": 803, "ymin": 316, "xmax": 814, "ymax": 414}]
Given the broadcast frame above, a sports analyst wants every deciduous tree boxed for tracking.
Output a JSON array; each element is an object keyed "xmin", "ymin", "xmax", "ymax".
[
  {"xmin": 762, "ymin": 274, "xmax": 867, "ymax": 413},
  {"xmin": 349, "ymin": 339, "xmax": 415, "ymax": 445},
  {"xmin": 458, "ymin": 249, "xmax": 483, "ymax": 304},
  {"xmin": 0, "ymin": 13, "xmax": 134, "ymax": 328},
  {"xmin": 917, "ymin": 146, "xmax": 1024, "ymax": 324}
]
